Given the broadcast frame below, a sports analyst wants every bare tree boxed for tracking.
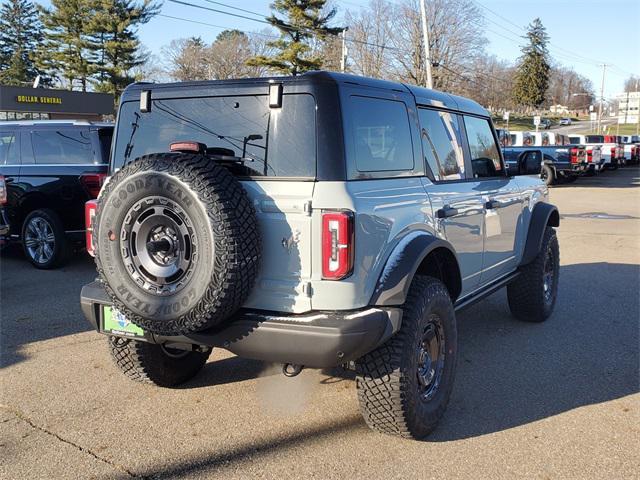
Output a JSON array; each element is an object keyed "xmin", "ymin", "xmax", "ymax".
[
  {"xmin": 163, "ymin": 37, "xmax": 208, "ymax": 81},
  {"xmin": 624, "ymin": 74, "xmax": 640, "ymax": 93},
  {"xmin": 389, "ymin": 0, "xmax": 486, "ymax": 90},
  {"xmin": 344, "ymin": 0, "xmax": 393, "ymax": 78}
]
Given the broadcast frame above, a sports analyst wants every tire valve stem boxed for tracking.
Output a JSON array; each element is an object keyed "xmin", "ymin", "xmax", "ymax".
[{"xmin": 282, "ymin": 363, "xmax": 303, "ymax": 377}]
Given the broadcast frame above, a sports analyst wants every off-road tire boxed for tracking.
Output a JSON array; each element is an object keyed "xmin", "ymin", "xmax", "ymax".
[
  {"xmin": 108, "ymin": 337, "xmax": 211, "ymax": 387},
  {"xmin": 21, "ymin": 209, "xmax": 69, "ymax": 269},
  {"xmin": 541, "ymin": 164, "xmax": 555, "ymax": 186},
  {"xmin": 94, "ymin": 153, "xmax": 261, "ymax": 335},
  {"xmin": 507, "ymin": 227, "xmax": 559, "ymax": 322},
  {"xmin": 355, "ymin": 276, "xmax": 457, "ymax": 439}
]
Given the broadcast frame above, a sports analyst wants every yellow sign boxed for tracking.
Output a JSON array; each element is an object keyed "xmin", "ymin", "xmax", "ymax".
[{"xmin": 16, "ymin": 95, "xmax": 63, "ymax": 105}]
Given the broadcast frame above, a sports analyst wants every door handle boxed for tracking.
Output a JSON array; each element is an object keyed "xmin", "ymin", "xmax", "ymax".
[
  {"xmin": 485, "ymin": 199, "xmax": 500, "ymax": 210},
  {"xmin": 436, "ymin": 206, "xmax": 459, "ymax": 219}
]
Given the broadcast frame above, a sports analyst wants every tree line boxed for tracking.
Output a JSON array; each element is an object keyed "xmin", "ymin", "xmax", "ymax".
[
  {"xmin": 2, "ymin": 0, "xmax": 627, "ymax": 113},
  {"xmin": 0, "ymin": 0, "xmax": 157, "ymax": 97}
]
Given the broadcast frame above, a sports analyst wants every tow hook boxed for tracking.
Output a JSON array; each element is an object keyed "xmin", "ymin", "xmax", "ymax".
[{"xmin": 282, "ymin": 363, "xmax": 304, "ymax": 377}]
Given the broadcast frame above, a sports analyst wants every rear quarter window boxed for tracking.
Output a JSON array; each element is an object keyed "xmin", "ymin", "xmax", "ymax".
[
  {"xmin": 0, "ymin": 131, "xmax": 19, "ymax": 165},
  {"xmin": 347, "ymin": 96, "xmax": 414, "ymax": 174}
]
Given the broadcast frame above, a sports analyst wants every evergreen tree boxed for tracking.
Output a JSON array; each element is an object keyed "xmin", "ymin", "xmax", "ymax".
[
  {"xmin": 37, "ymin": 0, "xmax": 94, "ymax": 90},
  {"xmin": 86, "ymin": 0, "xmax": 159, "ymax": 98},
  {"xmin": 0, "ymin": 0, "xmax": 45, "ymax": 86},
  {"xmin": 512, "ymin": 18, "xmax": 551, "ymax": 110},
  {"xmin": 247, "ymin": 0, "xmax": 342, "ymax": 76}
]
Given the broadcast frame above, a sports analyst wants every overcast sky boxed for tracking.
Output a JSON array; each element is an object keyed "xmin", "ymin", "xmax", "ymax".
[{"xmin": 36, "ymin": 0, "xmax": 640, "ymax": 97}]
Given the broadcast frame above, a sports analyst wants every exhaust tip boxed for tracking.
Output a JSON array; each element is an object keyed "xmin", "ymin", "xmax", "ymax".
[{"xmin": 282, "ymin": 363, "xmax": 304, "ymax": 377}]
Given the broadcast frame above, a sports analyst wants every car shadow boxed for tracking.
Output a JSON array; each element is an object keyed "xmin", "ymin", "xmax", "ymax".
[
  {"xmin": 552, "ymin": 165, "xmax": 640, "ymax": 189},
  {"xmin": 0, "ymin": 246, "xmax": 97, "ymax": 368}
]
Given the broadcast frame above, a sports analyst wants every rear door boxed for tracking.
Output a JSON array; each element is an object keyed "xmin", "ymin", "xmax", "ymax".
[
  {"xmin": 0, "ymin": 128, "xmax": 21, "ymax": 234},
  {"xmin": 462, "ymin": 115, "xmax": 524, "ymax": 285},
  {"xmin": 418, "ymin": 107, "xmax": 485, "ymax": 295}
]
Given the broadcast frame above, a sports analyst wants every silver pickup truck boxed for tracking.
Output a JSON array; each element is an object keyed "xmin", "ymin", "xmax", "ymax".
[{"xmin": 80, "ymin": 72, "xmax": 560, "ymax": 439}]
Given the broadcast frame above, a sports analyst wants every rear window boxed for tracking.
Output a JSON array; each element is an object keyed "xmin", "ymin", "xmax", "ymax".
[
  {"xmin": 31, "ymin": 129, "xmax": 95, "ymax": 164},
  {"xmin": 586, "ymin": 135, "xmax": 604, "ymax": 143},
  {"xmin": 569, "ymin": 136, "xmax": 581, "ymax": 144},
  {"xmin": 113, "ymin": 94, "xmax": 316, "ymax": 178}
]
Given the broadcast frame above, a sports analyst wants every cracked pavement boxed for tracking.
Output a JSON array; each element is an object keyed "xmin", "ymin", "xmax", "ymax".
[{"xmin": 1, "ymin": 167, "xmax": 639, "ymax": 479}]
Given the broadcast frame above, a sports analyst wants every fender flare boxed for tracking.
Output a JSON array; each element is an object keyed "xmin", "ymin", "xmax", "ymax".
[
  {"xmin": 370, "ymin": 232, "xmax": 461, "ymax": 306},
  {"xmin": 520, "ymin": 202, "xmax": 559, "ymax": 266}
]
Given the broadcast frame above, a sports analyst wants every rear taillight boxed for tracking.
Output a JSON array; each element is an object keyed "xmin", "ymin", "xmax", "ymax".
[
  {"xmin": 0, "ymin": 175, "xmax": 6, "ymax": 205},
  {"xmin": 85, "ymin": 200, "xmax": 98, "ymax": 256},
  {"xmin": 586, "ymin": 149, "xmax": 593, "ymax": 163},
  {"xmin": 611, "ymin": 147, "xmax": 616, "ymax": 159},
  {"xmin": 322, "ymin": 211, "xmax": 354, "ymax": 280},
  {"xmin": 80, "ymin": 173, "xmax": 106, "ymax": 198},
  {"xmin": 570, "ymin": 147, "xmax": 579, "ymax": 164}
]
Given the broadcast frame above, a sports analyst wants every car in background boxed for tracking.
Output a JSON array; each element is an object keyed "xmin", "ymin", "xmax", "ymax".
[
  {"xmin": 569, "ymin": 135, "xmax": 604, "ymax": 174},
  {"xmin": 503, "ymin": 144, "xmax": 587, "ymax": 185},
  {"xmin": 559, "ymin": 118, "xmax": 572, "ymax": 126},
  {"xmin": 0, "ymin": 121, "xmax": 112, "ymax": 268},
  {"xmin": 537, "ymin": 118, "xmax": 552, "ymax": 129},
  {"xmin": 620, "ymin": 135, "xmax": 640, "ymax": 164},
  {"xmin": 584, "ymin": 135, "xmax": 622, "ymax": 170}
]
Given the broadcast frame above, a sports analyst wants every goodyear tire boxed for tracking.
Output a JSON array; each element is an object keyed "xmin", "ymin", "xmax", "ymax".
[
  {"xmin": 94, "ymin": 153, "xmax": 261, "ymax": 335},
  {"xmin": 507, "ymin": 227, "xmax": 559, "ymax": 322},
  {"xmin": 108, "ymin": 337, "xmax": 211, "ymax": 387},
  {"xmin": 355, "ymin": 276, "xmax": 457, "ymax": 439}
]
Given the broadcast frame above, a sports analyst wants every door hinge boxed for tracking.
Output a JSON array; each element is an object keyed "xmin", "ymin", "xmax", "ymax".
[
  {"xmin": 303, "ymin": 281, "xmax": 313, "ymax": 297},
  {"xmin": 304, "ymin": 200, "xmax": 312, "ymax": 216}
]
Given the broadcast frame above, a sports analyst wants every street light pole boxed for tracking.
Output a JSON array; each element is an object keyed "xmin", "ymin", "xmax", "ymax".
[
  {"xmin": 597, "ymin": 64, "xmax": 608, "ymax": 133},
  {"xmin": 419, "ymin": 0, "xmax": 433, "ymax": 89}
]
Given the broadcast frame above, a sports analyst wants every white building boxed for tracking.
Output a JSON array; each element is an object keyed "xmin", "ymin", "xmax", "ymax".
[{"xmin": 617, "ymin": 91, "xmax": 640, "ymax": 124}]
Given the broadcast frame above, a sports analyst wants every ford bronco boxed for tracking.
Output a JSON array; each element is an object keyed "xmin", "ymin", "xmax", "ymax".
[{"xmin": 80, "ymin": 72, "xmax": 560, "ymax": 439}]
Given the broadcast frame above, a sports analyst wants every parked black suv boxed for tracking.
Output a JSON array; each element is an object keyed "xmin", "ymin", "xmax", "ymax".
[{"xmin": 0, "ymin": 121, "xmax": 113, "ymax": 268}]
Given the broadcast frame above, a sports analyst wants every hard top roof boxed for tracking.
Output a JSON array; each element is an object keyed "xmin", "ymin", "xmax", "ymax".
[
  {"xmin": 0, "ymin": 120, "xmax": 113, "ymax": 128},
  {"xmin": 121, "ymin": 71, "xmax": 489, "ymax": 117}
]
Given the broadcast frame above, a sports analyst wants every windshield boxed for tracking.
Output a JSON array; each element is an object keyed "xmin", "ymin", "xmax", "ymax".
[{"xmin": 112, "ymin": 94, "xmax": 316, "ymax": 178}]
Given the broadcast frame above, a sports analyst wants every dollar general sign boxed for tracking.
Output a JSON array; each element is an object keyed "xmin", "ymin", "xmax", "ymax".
[{"xmin": 16, "ymin": 95, "xmax": 63, "ymax": 105}]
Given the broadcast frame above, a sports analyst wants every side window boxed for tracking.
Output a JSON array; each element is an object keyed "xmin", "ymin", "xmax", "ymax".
[
  {"xmin": 523, "ymin": 151, "xmax": 542, "ymax": 174},
  {"xmin": 463, "ymin": 116, "xmax": 504, "ymax": 179},
  {"xmin": 0, "ymin": 131, "xmax": 19, "ymax": 165},
  {"xmin": 418, "ymin": 108, "xmax": 465, "ymax": 181},
  {"xmin": 349, "ymin": 96, "xmax": 414, "ymax": 172},
  {"xmin": 32, "ymin": 129, "xmax": 95, "ymax": 165}
]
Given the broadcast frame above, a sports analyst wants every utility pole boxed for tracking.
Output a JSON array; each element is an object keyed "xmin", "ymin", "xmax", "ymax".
[
  {"xmin": 597, "ymin": 64, "xmax": 608, "ymax": 133},
  {"xmin": 340, "ymin": 27, "xmax": 348, "ymax": 73},
  {"xmin": 419, "ymin": 0, "xmax": 433, "ymax": 89}
]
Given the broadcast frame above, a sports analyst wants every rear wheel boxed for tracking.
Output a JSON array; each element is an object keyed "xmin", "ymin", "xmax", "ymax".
[
  {"xmin": 21, "ymin": 209, "xmax": 69, "ymax": 269},
  {"xmin": 540, "ymin": 164, "xmax": 555, "ymax": 186},
  {"xmin": 108, "ymin": 337, "xmax": 211, "ymax": 387},
  {"xmin": 355, "ymin": 276, "xmax": 457, "ymax": 439}
]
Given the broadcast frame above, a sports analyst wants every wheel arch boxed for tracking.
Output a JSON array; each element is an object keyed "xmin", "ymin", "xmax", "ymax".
[
  {"xmin": 520, "ymin": 202, "xmax": 559, "ymax": 266},
  {"xmin": 370, "ymin": 232, "xmax": 462, "ymax": 306}
]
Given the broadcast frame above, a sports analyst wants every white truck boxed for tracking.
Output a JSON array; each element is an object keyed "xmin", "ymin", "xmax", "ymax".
[{"xmin": 568, "ymin": 135, "xmax": 605, "ymax": 174}]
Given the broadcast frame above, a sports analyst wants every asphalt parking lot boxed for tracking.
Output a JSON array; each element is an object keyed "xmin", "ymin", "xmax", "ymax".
[{"xmin": 1, "ymin": 167, "xmax": 639, "ymax": 479}]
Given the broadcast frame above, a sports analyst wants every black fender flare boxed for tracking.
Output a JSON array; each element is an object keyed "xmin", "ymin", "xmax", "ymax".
[
  {"xmin": 370, "ymin": 232, "xmax": 461, "ymax": 306},
  {"xmin": 520, "ymin": 202, "xmax": 560, "ymax": 266}
]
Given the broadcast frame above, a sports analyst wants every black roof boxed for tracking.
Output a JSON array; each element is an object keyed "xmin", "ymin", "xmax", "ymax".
[{"xmin": 121, "ymin": 71, "xmax": 489, "ymax": 117}]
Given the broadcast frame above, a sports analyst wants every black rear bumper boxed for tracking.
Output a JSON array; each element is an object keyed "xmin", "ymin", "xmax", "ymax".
[{"xmin": 81, "ymin": 281, "xmax": 402, "ymax": 368}]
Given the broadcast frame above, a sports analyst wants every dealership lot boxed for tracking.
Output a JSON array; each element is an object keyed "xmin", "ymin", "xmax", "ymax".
[{"xmin": 1, "ymin": 168, "xmax": 639, "ymax": 479}]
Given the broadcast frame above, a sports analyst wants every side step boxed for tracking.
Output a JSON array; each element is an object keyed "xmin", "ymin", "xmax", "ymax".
[{"xmin": 454, "ymin": 271, "xmax": 519, "ymax": 312}]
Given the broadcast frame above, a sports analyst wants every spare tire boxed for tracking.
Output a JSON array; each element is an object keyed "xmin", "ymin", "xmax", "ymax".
[{"xmin": 94, "ymin": 153, "xmax": 261, "ymax": 335}]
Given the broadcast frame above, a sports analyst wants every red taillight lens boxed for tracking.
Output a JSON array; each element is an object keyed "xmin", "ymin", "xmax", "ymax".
[
  {"xmin": 0, "ymin": 175, "xmax": 6, "ymax": 205},
  {"xmin": 322, "ymin": 211, "xmax": 354, "ymax": 280},
  {"xmin": 611, "ymin": 147, "xmax": 616, "ymax": 158},
  {"xmin": 586, "ymin": 149, "xmax": 593, "ymax": 162},
  {"xmin": 80, "ymin": 173, "xmax": 106, "ymax": 198},
  {"xmin": 570, "ymin": 147, "xmax": 579, "ymax": 164},
  {"xmin": 85, "ymin": 200, "xmax": 98, "ymax": 256}
]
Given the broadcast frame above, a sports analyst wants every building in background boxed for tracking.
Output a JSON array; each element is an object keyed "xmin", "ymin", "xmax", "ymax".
[
  {"xmin": 0, "ymin": 85, "xmax": 114, "ymax": 122},
  {"xmin": 617, "ymin": 91, "xmax": 640, "ymax": 124}
]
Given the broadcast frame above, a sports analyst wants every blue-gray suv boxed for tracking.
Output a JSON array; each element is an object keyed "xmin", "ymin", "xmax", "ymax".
[{"xmin": 80, "ymin": 72, "xmax": 560, "ymax": 439}]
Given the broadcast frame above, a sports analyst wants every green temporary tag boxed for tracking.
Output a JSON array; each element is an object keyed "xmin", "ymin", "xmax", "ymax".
[{"xmin": 103, "ymin": 306, "xmax": 144, "ymax": 337}]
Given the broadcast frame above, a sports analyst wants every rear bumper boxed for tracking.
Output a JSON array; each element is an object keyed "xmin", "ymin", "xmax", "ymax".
[{"xmin": 80, "ymin": 281, "xmax": 402, "ymax": 368}]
